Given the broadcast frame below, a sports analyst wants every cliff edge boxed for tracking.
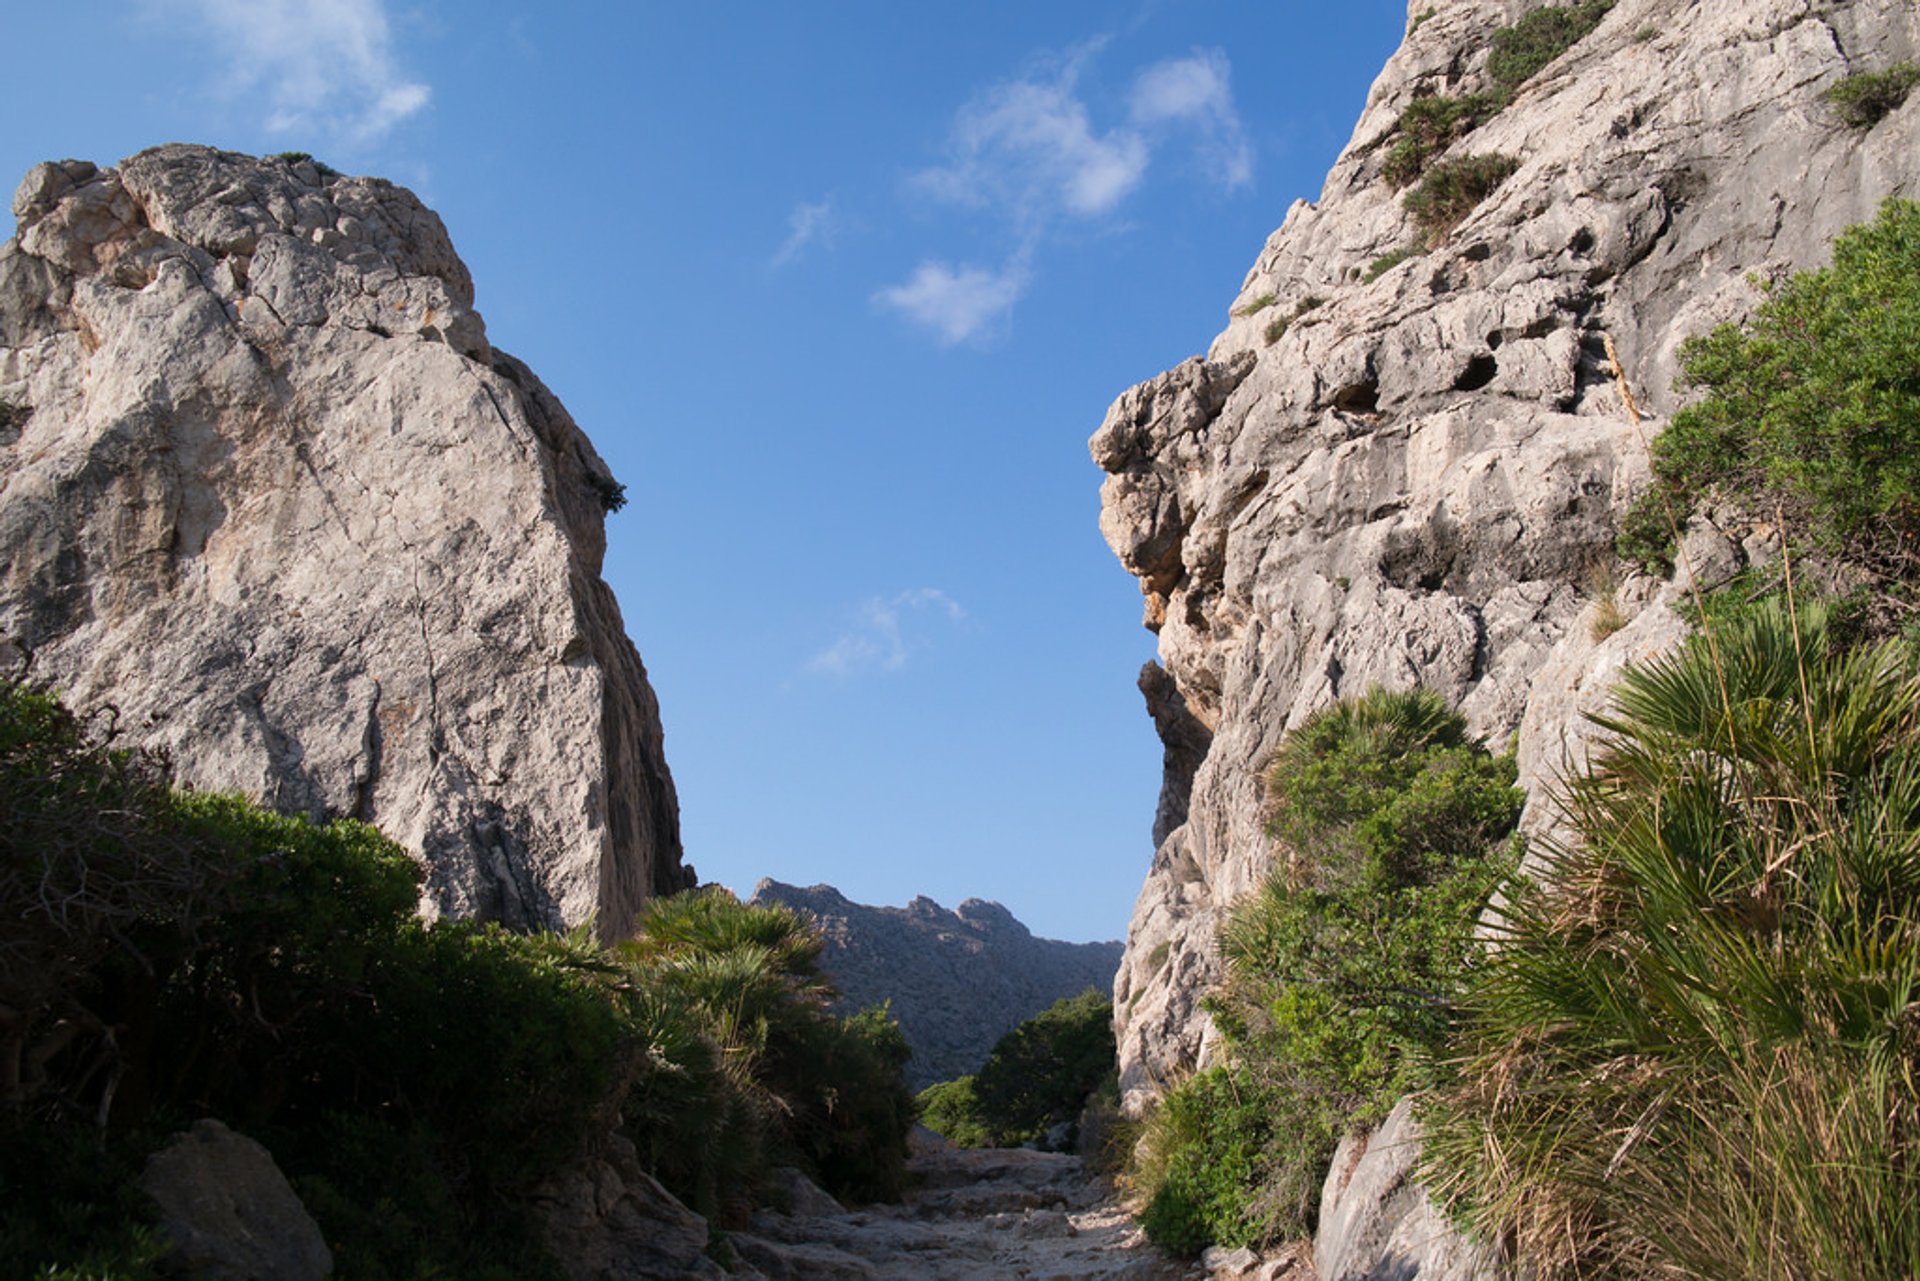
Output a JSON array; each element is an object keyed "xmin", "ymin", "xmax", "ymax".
[
  {"xmin": 1094, "ymin": 0, "xmax": 1920, "ymax": 1109},
  {"xmin": 0, "ymin": 144, "xmax": 686, "ymax": 936}
]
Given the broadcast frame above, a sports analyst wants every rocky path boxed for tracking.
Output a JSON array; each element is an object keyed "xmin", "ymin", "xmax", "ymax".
[{"xmin": 723, "ymin": 1138, "xmax": 1311, "ymax": 1280}]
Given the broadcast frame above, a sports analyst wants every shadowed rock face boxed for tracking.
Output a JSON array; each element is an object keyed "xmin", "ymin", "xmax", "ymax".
[
  {"xmin": 0, "ymin": 144, "xmax": 687, "ymax": 936},
  {"xmin": 750, "ymin": 880, "xmax": 1123, "ymax": 1090},
  {"xmin": 1094, "ymin": 0, "xmax": 1920, "ymax": 1118}
]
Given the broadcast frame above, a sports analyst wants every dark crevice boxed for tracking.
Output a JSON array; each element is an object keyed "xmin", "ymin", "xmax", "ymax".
[
  {"xmin": 1333, "ymin": 379, "xmax": 1380, "ymax": 414},
  {"xmin": 1454, "ymin": 353, "xmax": 1499, "ymax": 391}
]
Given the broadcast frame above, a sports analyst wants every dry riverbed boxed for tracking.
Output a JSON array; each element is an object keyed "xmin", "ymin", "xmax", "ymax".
[{"xmin": 719, "ymin": 1135, "xmax": 1313, "ymax": 1280}]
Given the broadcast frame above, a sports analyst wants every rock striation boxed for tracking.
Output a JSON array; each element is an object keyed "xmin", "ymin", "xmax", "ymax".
[
  {"xmin": 0, "ymin": 145, "xmax": 686, "ymax": 935},
  {"xmin": 1095, "ymin": 0, "xmax": 1919, "ymax": 1270},
  {"xmin": 749, "ymin": 880, "xmax": 1123, "ymax": 1089}
]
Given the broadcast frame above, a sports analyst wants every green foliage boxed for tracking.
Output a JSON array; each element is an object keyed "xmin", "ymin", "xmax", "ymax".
[
  {"xmin": 1131, "ymin": 687, "xmax": 1520, "ymax": 1254},
  {"xmin": 620, "ymin": 888, "xmax": 915, "ymax": 1212},
  {"xmin": 1382, "ymin": 92, "xmax": 1505, "ymax": 188},
  {"xmin": 1424, "ymin": 603, "xmax": 1920, "ymax": 1279},
  {"xmin": 1403, "ymin": 154, "xmax": 1518, "ymax": 245},
  {"xmin": 1363, "ymin": 246, "xmax": 1418, "ymax": 282},
  {"xmin": 590, "ymin": 471, "xmax": 629, "ymax": 514},
  {"xmin": 0, "ymin": 682, "xmax": 916, "ymax": 1277},
  {"xmin": 917, "ymin": 988, "xmax": 1117, "ymax": 1150},
  {"xmin": 270, "ymin": 150, "xmax": 313, "ymax": 163},
  {"xmin": 1261, "ymin": 296, "xmax": 1328, "ymax": 347},
  {"xmin": 1407, "ymin": 7, "xmax": 1437, "ymax": 36},
  {"xmin": 1617, "ymin": 198, "xmax": 1920, "ymax": 591},
  {"xmin": 1237, "ymin": 292, "xmax": 1277, "ymax": 316},
  {"xmin": 1487, "ymin": 2, "xmax": 1615, "ymax": 89},
  {"xmin": 1824, "ymin": 62, "xmax": 1920, "ymax": 129}
]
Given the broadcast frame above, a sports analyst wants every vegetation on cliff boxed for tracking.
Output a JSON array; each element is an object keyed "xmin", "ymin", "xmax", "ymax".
[
  {"xmin": 0, "ymin": 680, "xmax": 913, "ymax": 1279},
  {"xmin": 1129, "ymin": 688, "xmax": 1521, "ymax": 1255},
  {"xmin": 1425, "ymin": 605, "xmax": 1920, "ymax": 1279},
  {"xmin": 1618, "ymin": 197, "xmax": 1920, "ymax": 625}
]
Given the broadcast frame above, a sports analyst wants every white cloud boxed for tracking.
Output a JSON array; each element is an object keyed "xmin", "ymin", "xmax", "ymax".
[
  {"xmin": 913, "ymin": 70, "xmax": 1149, "ymax": 223},
  {"xmin": 170, "ymin": 0, "xmax": 431, "ymax": 141},
  {"xmin": 771, "ymin": 198, "xmax": 838, "ymax": 268},
  {"xmin": 808, "ymin": 589, "xmax": 966, "ymax": 677},
  {"xmin": 1130, "ymin": 50, "xmax": 1253, "ymax": 188},
  {"xmin": 873, "ymin": 259, "xmax": 1029, "ymax": 346}
]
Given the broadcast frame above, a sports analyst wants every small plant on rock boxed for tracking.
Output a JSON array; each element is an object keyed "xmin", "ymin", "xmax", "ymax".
[
  {"xmin": 1487, "ymin": 1, "xmax": 1615, "ymax": 90},
  {"xmin": 1383, "ymin": 92, "xmax": 1506, "ymax": 188},
  {"xmin": 1404, "ymin": 154, "xmax": 1519, "ymax": 245},
  {"xmin": 1824, "ymin": 62, "xmax": 1920, "ymax": 129}
]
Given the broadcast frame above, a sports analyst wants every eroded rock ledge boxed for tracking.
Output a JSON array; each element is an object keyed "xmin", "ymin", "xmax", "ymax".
[
  {"xmin": 1096, "ymin": 0, "xmax": 1918, "ymax": 1111},
  {"xmin": 0, "ymin": 144, "xmax": 687, "ymax": 935}
]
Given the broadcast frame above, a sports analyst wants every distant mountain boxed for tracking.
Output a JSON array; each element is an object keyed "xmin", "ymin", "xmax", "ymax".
[{"xmin": 749, "ymin": 880, "xmax": 1122, "ymax": 1089}]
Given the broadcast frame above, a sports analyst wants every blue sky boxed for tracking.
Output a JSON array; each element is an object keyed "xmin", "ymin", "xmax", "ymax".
[{"xmin": 2, "ymin": 2, "xmax": 1406, "ymax": 942}]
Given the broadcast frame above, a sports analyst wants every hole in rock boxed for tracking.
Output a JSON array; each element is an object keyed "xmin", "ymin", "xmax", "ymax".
[
  {"xmin": 1569, "ymin": 227, "xmax": 1596, "ymax": 255},
  {"xmin": 1486, "ymin": 330, "xmax": 1503, "ymax": 350},
  {"xmin": 1454, "ymin": 354, "xmax": 1499, "ymax": 392},
  {"xmin": 1461, "ymin": 242, "xmax": 1492, "ymax": 262},
  {"xmin": 1332, "ymin": 380, "xmax": 1380, "ymax": 414}
]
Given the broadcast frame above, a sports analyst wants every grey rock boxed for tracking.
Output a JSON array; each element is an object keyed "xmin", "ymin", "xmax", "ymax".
[
  {"xmin": 749, "ymin": 880, "xmax": 1122, "ymax": 1088},
  {"xmin": 532, "ymin": 1136, "xmax": 724, "ymax": 1281},
  {"xmin": 1096, "ymin": 0, "xmax": 1920, "ymax": 1106},
  {"xmin": 1094, "ymin": 0, "xmax": 1920, "ymax": 1274},
  {"xmin": 138, "ymin": 1118, "xmax": 331, "ymax": 1281},
  {"xmin": 1315, "ymin": 1100, "xmax": 1501, "ymax": 1281},
  {"xmin": 0, "ymin": 144, "xmax": 686, "ymax": 937},
  {"xmin": 766, "ymin": 1164, "xmax": 848, "ymax": 1218}
]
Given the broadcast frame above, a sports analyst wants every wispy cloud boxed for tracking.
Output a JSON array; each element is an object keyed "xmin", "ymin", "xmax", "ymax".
[
  {"xmin": 808, "ymin": 589, "xmax": 966, "ymax": 677},
  {"xmin": 912, "ymin": 66, "xmax": 1149, "ymax": 225},
  {"xmin": 883, "ymin": 41, "xmax": 1252, "ymax": 345},
  {"xmin": 1130, "ymin": 50, "xmax": 1252, "ymax": 188},
  {"xmin": 872, "ymin": 259, "xmax": 1029, "ymax": 346},
  {"xmin": 771, "ymin": 197, "xmax": 839, "ymax": 268},
  {"xmin": 166, "ymin": 0, "xmax": 431, "ymax": 141}
]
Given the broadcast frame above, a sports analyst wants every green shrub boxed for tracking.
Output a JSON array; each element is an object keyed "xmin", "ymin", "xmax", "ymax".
[
  {"xmin": 1408, "ymin": 7, "xmax": 1437, "ymax": 36},
  {"xmin": 1131, "ymin": 687, "xmax": 1520, "ymax": 1254},
  {"xmin": 1617, "ymin": 198, "xmax": 1920, "ymax": 595},
  {"xmin": 1824, "ymin": 62, "xmax": 1920, "ymax": 129},
  {"xmin": 1382, "ymin": 92, "xmax": 1505, "ymax": 188},
  {"xmin": 1487, "ymin": 2, "xmax": 1615, "ymax": 89},
  {"xmin": 0, "ymin": 681, "xmax": 917, "ymax": 1276},
  {"xmin": 1237, "ymin": 292, "xmax": 1277, "ymax": 316},
  {"xmin": 1363, "ymin": 247, "xmax": 1418, "ymax": 282},
  {"xmin": 590, "ymin": 472, "xmax": 628, "ymax": 514},
  {"xmin": 917, "ymin": 988, "xmax": 1116, "ymax": 1150},
  {"xmin": 1424, "ymin": 603, "xmax": 1920, "ymax": 1279},
  {"xmin": 1403, "ymin": 154, "xmax": 1518, "ymax": 245},
  {"xmin": 1261, "ymin": 296, "xmax": 1328, "ymax": 347}
]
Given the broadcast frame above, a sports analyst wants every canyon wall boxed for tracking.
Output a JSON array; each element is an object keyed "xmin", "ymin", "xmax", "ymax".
[
  {"xmin": 1095, "ymin": 0, "xmax": 1920, "ymax": 1109},
  {"xmin": 0, "ymin": 145, "xmax": 686, "ymax": 936}
]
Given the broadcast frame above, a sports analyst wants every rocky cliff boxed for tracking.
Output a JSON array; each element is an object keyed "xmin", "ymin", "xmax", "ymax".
[
  {"xmin": 749, "ymin": 880, "xmax": 1123, "ymax": 1089},
  {"xmin": 1095, "ymin": 0, "xmax": 1920, "ymax": 1111},
  {"xmin": 0, "ymin": 145, "xmax": 686, "ymax": 935}
]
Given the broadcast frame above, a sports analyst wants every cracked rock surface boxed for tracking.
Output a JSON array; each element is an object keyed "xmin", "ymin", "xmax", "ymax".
[
  {"xmin": 0, "ymin": 144, "xmax": 686, "ymax": 934},
  {"xmin": 1096, "ymin": 0, "xmax": 1920, "ymax": 1115}
]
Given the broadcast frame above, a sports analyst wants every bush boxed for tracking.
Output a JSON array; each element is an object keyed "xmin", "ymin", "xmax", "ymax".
[
  {"xmin": 1825, "ymin": 62, "xmax": 1920, "ymax": 129},
  {"xmin": 1382, "ymin": 92, "xmax": 1505, "ymax": 188},
  {"xmin": 1424, "ymin": 603, "xmax": 1920, "ymax": 1279},
  {"xmin": 1403, "ymin": 154, "xmax": 1518, "ymax": 245},
  {"xmin": 1617, "ymin": 198, "xmax": 1920, "ymax": 594},
  {"xmin": 918, "ymin": 988, "xmax": 1117, "ymax": 1150},
  {"xmin": 1363, "ymin": 247, "xmax": 1418, "ymax": 282},
  {"xmin": 0, "ymin": 681, "xmax": 917, "ymax": 1277},
  {"xmin": 1487, "ymin": 2, "xmax": 1614, "ymax": 89},
  {"xmin": 1130, "ymin": 687, "xmax": 1520, "ymax": 1254}
]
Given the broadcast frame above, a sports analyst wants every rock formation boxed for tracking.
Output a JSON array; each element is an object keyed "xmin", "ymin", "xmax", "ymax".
[
  {"xmin": 1097, "ymin": 0, "xmax": 1919, "ymax": 1111},
  {"xmin": 1096, "ymin": 0, "xmax": 1918, "ymax": 1268},
  {"xmin": 0, "ymin": 145, "xmax": 686, "ymax": 936},
  {"xmin": 749, "ymin": 880, "xmax": 1123, "ymax": 1089}
]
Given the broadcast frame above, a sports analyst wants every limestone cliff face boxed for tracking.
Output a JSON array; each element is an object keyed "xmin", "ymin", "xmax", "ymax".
[
  {"xmin": 1095, "ymin": 0, "xmax": 1920, "ymax": 1108},
  {"xmin": 749, "ymin": 880, "xmax": 1123, "ymax": 1090},
  {"xmin": 0, "ymin": 145, "xmax": 686, "ymax": 936}
]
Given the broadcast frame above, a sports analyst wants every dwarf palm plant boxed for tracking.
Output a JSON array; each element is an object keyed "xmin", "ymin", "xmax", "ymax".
[{"xmin": 1424, "ymin": 603, "xmax": 1920, "ymax": 1279}]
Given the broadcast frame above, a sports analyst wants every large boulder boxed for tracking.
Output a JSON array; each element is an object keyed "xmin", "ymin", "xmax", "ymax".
[
  {"xmin": 0, "ymin": 145, "xmax": 686, "ymax": 936},
  {"xmin": 138, "ymin": 1118, "xmax": 331, "ymax": 1281}
]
